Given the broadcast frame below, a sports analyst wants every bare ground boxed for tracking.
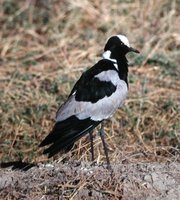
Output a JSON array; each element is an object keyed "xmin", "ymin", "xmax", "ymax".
[
  {"xmin": 0, "ymin": 1, "xmax": 179, "ymax": 199},
  {"xmin": 0, "ymin": 161, "xmax": 180, "ymax": 200}
]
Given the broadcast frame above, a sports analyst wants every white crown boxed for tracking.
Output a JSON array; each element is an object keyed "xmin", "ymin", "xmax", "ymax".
[{"xmin": 117, "ymin": 34, "xmax": 130, "ymax": 47}]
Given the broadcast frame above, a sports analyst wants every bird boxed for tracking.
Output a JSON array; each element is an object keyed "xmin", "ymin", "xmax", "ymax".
[{"xmin": 39, "ymin": 34, "xmax": 139, "ymax": 169}]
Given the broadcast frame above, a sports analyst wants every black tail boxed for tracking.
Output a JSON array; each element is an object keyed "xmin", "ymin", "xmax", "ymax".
[
  {"xmin": 0, "ymin": 161, "xmax": 36, "ymax": 171},
  {"xmin": 39, "ymin": 116, "xmax": 101, "ymax": 157}
]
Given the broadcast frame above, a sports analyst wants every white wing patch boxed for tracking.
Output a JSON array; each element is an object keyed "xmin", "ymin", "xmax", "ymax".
[{"xmin": 56, "ymin": 70, "xmax": 128, "ymax": 122}]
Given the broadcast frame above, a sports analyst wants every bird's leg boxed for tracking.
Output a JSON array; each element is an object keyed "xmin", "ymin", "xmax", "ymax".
[
  {"xmin": 89, "ymin": 130, "xmax": 95, "ymax": 162},
  {"xmin": 99, "ymin": 122, "xmax": 111, "ymax": 170}
]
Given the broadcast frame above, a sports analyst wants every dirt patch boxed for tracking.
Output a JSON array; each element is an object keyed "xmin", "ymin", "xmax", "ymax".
[
  {"xmin": 0, "ymin": 1, "xmax": 179, "ymax": 199},
  {"xmin": 0, "ymin": 162, "xmax": 179, "ymax": 199}
]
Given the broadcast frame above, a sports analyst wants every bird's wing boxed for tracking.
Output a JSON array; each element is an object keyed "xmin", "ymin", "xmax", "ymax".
[
  {"xmin": 56, "ymin": 62, "xmax": 128, "ymax": 122},
  {"xmin": 39, "ymin": 115, "xmax": 101, "ymax": 157},
  {"xmin": 39, "ymin": 60, "xmax": 128, "ymax": 157}
]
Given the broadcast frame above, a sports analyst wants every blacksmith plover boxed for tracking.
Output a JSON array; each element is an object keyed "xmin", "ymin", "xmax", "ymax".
[{"xmin": 39, "ymin": 34, "xmax": 139, "ymax": 168}]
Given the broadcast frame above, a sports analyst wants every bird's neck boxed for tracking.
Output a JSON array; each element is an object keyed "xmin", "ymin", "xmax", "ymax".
[
  {"xmin": 117, "ymin": 56, "xmax": 128, "ymax": 85},
  {"xmin": 102, "ymin": 51, "xmax": 128, "ymax": 84}
]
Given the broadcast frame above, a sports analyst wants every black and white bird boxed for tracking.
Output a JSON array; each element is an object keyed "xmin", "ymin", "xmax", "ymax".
[{"xmin": 39, "ymin": 34, "xmax": 139, "ymax": 168}]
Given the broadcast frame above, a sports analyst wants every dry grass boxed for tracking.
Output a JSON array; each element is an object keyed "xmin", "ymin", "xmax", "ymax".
[{"xmin": 0, "ymin": 0, "xmax": 179, "ymax": 165}]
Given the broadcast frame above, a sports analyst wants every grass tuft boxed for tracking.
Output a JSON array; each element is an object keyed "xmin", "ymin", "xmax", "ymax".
[{"xmin": 0, "ymin": 0, "xmax": 179, "ymax": 164}]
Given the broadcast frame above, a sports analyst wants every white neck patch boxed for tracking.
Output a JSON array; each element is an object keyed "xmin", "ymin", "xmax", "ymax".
[
  {"xmin": 102, "ymin": 50, "xmax": 118, "ymax": 69},
  {"xmin": 102, "ymin": 50, "xmax": 116, "ymax": 62},
  {"xmin": 117, "ymin": 34, "xmax": 130, "ymax": 47}
]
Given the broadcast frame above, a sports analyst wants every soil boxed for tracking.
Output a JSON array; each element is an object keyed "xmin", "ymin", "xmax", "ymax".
[{"xmin": 0, "ymin": 161, "xmax": 179, "ymax": 200}]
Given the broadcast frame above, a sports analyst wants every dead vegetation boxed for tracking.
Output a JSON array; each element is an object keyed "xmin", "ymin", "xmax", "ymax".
[{"xmin": 0, "ymin": 0, "xmax": 179, "ymax": 199}]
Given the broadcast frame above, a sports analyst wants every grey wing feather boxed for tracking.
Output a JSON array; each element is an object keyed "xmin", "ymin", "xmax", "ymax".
[{"xmin": 56, "ymin": 80, "xmax": 128, "ymax": 122}]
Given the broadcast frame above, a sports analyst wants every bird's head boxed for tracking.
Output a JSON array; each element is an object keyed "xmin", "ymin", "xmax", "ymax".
[{"xmin": 103, "ymin": 34, "xmax": 139, "ymax": 61}]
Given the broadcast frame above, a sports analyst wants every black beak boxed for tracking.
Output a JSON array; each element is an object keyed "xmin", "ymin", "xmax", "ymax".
[{"xmin": 129, "ymin": 47, "xmax": 140, "ymax": 53}]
